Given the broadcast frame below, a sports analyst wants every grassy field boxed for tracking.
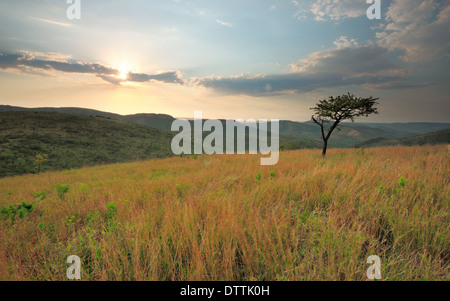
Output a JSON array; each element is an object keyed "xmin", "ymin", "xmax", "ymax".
[{"xmin": 0, "ymin": 145, "xmax": 448, "ymax": 280}]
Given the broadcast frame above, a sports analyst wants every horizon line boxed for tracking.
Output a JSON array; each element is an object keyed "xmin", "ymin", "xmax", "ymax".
[{"xmin": 1, "ymin": 104, "xmax": 449, "ymax": 124}]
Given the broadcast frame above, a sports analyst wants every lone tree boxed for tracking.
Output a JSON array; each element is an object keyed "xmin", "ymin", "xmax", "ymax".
[
  {"xmin": 311, "ymin": 93, "xmax": 379, "ymax": 157},
  {"xmin": 34, "ymin": 154, "xmax": 48, "ymax": 174}
]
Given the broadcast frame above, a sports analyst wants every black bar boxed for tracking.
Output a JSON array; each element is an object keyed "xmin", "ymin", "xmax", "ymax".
[{"xmin": 0, "ymin": 281, "xmax": 446, "ymax": 299}]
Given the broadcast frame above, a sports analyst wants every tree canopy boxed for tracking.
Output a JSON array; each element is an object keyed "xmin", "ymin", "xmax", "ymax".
[{"xmin": 311, "ymin": 93, "xmax": 379, "ymax": 156}]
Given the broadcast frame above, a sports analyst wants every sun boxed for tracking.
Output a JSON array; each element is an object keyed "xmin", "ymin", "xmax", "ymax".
[
  {"xmin": 117, "ymin": 64, "xmax": 130, "ymax": 80},
  {"xmin": 118, "ymin": 70, "xmax": 128, "ymax": 80}
]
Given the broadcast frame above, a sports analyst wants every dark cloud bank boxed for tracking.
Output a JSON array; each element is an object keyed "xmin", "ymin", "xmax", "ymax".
[
  {"xmin": 0, "ymin": 51, "xmax": 184, "ymax": 85},
  {"xmin": 194, "ymin": 45, "xmax": 425, "ymax": 96}
]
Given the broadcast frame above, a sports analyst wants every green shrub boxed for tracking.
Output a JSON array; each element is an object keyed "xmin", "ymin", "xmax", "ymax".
[
  {"xmin": 34, "ymin": 154, "xmax": 48, "ymax": 174},
  {"xmin": 56, "ymin": 184, "xmax": 70, "ymax": 200},
  {"xmin": 106, "ymin": 202, "xmax": 117, "ymax": 221},
  {"xmin": 34, "ymin": 191, "xmax": 46, "ymax": 201},
  {"xmin": 0, "ymin": 201, "xmax": 34, "ymax": 223},
  {"xmin": 397, "ymin": 177, "xmax": 410, "ymax": 188}
]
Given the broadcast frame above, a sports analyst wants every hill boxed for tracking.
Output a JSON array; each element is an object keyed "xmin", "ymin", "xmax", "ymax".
[
  {"xmin": 0, "ymin": 105, "xmax": 175, "ymax": 131},
  {"xmin": 279, "ymin": 120, "xmax": 413, "ymax": 147},
  {"xmin": 0, "ymin": 111, "xmax": 175, "ymax": 177},
  {"xmin": 361, "ymin": 122, "xmax": 450, "ymax": 135},
  {"xmin": 3, "ymin": 105, "xmax": 450, "ymax": 148},
  {"xmin": 360, "ymin": 129, "xmax": 450, "ymax": 147},
  {"xmin": 0, "ymin": 111, "xmax": 321, "ymax": 177}
]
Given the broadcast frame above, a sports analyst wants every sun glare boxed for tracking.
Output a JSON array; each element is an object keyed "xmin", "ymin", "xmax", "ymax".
[
  {"xmin": 117, "ymin": 64, "xmax": 130, "ymax": 80},
  {"xmin": 118, "ymin": 70, "xmax": 128, "ymax": 80}
]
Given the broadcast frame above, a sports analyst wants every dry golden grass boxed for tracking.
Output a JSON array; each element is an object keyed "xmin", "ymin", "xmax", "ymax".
[{"xmin": 0, "ymin": 145, "xmax": 448, "ymax": 280}]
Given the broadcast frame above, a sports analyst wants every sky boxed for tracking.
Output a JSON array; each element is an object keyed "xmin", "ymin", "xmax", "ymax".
[{"xmin": 0, "ymin": 0, "xmax": 449, "ymax": 122}]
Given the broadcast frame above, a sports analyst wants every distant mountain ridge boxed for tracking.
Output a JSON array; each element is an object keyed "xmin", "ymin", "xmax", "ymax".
[
  {"xmin": 2, "ymin": 105, "xmax": 449, "ymax": 148},
  {"xmin": 360, "ymin": 129, "xmax": 450, "ymax": 147}
]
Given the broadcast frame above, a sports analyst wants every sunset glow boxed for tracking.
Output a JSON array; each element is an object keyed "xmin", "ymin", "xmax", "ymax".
[{"xmin": 0, "ymin": 0, "xmax": 448, "ymax": 122}]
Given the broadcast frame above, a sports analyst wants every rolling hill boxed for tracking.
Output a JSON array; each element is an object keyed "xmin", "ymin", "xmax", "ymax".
[
  {"xmin": 0, "ymin": 105, "xmax": 175, "ymax": 131},
  {"xmin": 0, "ymin": 111, "xmax": 321, "ymax": 177},
  {"xmin": 0, "ymin": 111, "xmax": 175, "ymax": 177},
  {"xmin": 2, "ymin": 105, "xmax": 449, "ymax": 148},
  {"xmin": 360, "ymin": 122, "xmax": 450, "ymax": 135},
  {"xmin": 0, "ymin": 106, "xmax": 448, "ymax": 178},
  {"xmin": 278, "ymin": 120, "xmax": 414, "ymax": 147},
  {"xmin": 360, "ymin": 129, "xmax": 450, "ymax": 147}
]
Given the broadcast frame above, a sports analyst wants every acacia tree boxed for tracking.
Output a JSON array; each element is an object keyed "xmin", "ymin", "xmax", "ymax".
[{"xmin": 311, "ymin": 93, "xmax": 379, "ymax": 157}]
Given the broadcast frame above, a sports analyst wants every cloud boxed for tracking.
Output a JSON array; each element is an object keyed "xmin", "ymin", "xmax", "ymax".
[
  {"xmin": 293, "ymin": 0, "xmax": 367, "ymax": 21},
  {"xmin": 333, "ymin": 36, "xmax": 359, "ymax": 49},
  {"xmin": 17, "ymin": 50, "xmax": 73, "ymax": 62},
  {"xmin": 194, "ymin": 72, "xmax": 336, "ymax": 96},
  {"xmin": 194, "ymin": 42, "xmax": 410, "ymax": 96},
  {"xmin": 127, "ymin": 70, "xmax": 184, "ymax": 85},
  {"xmin": 290, "ymin": 40, "xmax": 401, "ymax": 76},
  {"xmin": 96, "ymin": 75, "xmax": 124, "ymax": 85},
  {"xmin": 216, "ymin": 19, "xmax": 233, "ymax": 27},
  {"xmin": 30, "ymin": 17, "xmax": 72, "ymax": 27},
  {"xmin": 376, "ymin": 0, "xmax": 450, "ymax": 62},
  {"xmin": 0, "ymin": 51, "xmax": 184, "ymax": 85}
]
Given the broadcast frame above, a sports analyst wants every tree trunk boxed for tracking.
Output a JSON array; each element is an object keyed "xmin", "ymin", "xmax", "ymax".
[{"xmin": 322, "ymin": 139, "xmax": 328, "ymax": 157}]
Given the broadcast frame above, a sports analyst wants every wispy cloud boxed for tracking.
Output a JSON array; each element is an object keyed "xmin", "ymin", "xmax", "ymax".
[
  {"xmin": 293, "ymin": 0, "xmax": 366, "ymax": 21},
  {"xmin": 17, "ymin": 50, "xmax": 72, "ymax": 62},
  {"xmin": 30, "ymin": 17, "xmax": 72, "ymax": 27},
  {"xmin": 216, "ymin": 19, "xmax": 233, "ymax": 27}
]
